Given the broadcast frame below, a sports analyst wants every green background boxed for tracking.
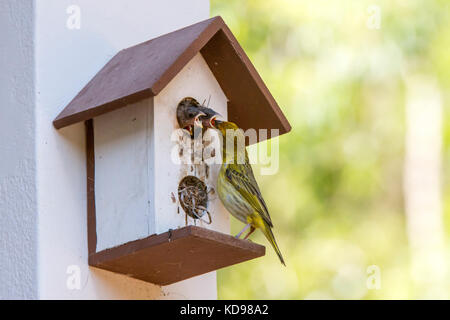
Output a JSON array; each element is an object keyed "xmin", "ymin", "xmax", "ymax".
[{"xmin": 212, "ymin": 0, "xmax": 450, "ymax": 299}]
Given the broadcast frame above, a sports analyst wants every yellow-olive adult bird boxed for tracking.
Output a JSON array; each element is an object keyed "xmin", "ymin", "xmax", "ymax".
[{"xmin": 213, "ymin": 120, "xmax": 286, "ymax": 266}]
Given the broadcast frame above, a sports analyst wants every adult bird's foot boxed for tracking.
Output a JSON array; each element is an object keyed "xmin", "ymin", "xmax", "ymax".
[{"xmin": 235, "ymin": 223, "xmax": 251, "ymax": 239}]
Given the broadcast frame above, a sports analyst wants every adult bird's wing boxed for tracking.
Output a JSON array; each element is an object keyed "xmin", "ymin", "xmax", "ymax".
[{"xmin": 225, "ymin": 160, "xmax": 273, "ymax": 227}]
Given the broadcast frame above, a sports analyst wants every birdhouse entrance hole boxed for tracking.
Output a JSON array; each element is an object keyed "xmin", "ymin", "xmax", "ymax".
[{"xmin": 178, "ymin": 175, "xmax": 211, "ymax": 223}]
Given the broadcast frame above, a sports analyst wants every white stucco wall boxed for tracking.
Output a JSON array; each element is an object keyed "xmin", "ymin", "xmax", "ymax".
[
  {"xmin": 2, "ymin": 0, "xmax": 219, "ymax": 299},
  {"xmin": 0, "ymin": 0, "xmax": 38, "ymax": 299}
]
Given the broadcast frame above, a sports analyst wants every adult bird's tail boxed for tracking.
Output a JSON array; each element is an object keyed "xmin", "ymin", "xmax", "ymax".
[{"xmin": 261, "ymin": 222, "xmax": 286, "ymax": 266}]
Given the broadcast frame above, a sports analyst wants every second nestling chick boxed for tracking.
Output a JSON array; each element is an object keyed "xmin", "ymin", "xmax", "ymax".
[
  {"xmin": 177, "ymin": 97, "xmax": 206, "ymax": 136},
  {"xmin": 198, "ymin": 105, "xmax": 221, "ymax": 129}
]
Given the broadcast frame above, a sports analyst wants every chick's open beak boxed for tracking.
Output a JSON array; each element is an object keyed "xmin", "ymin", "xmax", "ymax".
[
  {"xmin": 208, "ymin": 115, "xmax": 218, "ymax": 128},
  {"xmin": 194, "ymin": 112, "xmax": 206, "ymax": 129},
  {"xmin": 199, "ymin": 108, "xmax": 222, "ymax": 128}
]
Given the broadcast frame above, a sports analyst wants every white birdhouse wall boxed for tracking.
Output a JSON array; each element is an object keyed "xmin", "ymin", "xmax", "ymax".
[{"xmin": 94, "ymin": 53, "xmax": 229, "ymax": 251}]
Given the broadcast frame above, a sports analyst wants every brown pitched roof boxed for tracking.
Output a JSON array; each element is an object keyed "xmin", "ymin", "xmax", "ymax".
[{"xmin": 53, "ymin": 16, "xmax": 291, "ymax": 137}]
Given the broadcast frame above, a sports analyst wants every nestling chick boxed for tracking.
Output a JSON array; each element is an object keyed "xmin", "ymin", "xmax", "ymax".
[
  {"xmin": 177, "ymin": 97, "xmax": 205, "ymax": 136},
  {"xmin": 198, "ymin": 105, "xmax": 221, "ymax": 129}
]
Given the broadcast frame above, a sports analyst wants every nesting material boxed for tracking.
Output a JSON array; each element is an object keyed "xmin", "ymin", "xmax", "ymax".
[{"xmin": 178, "ymin": 176, "xmax": 212, "ymax": 224}]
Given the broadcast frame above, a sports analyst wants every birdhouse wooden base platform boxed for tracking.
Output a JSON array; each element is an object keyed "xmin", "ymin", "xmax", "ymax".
[{"xmin": 88, "ymin": 226, "xmax": 265, "ymax": 286}]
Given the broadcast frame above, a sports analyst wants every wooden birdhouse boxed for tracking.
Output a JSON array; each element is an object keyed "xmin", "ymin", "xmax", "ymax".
[{"xmin": 53, "ymin": 16, "xmax": 290, "ymax": 286}]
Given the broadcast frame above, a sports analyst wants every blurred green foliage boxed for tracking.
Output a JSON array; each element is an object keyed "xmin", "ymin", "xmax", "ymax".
[{"xmin": 212, "ymin": 0, "xmax": 450, "ymax": 299}]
